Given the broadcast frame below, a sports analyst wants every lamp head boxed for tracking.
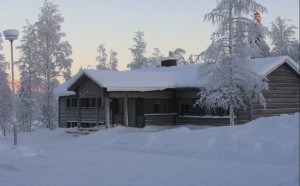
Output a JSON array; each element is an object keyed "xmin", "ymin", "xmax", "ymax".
[{"xmin": 3, "ymin": 29, "xmax": 19, "ymax": 42}]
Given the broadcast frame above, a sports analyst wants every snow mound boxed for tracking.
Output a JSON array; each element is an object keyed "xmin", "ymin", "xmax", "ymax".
[
  {"xmin": 1, "ymin": 113, "xmax": 299, "ymax": 186},
  {"xmin": 81, "ymin": 113, "xmax": 299, "ymax": 165}
]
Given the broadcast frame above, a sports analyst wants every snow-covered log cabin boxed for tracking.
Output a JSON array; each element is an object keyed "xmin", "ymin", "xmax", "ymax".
[{"xmin": 54, "ymin": 56, "xmax": 299, "ymax": 128}]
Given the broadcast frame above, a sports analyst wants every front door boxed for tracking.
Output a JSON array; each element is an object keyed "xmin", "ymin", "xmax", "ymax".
[{"xmin": 128, "ymin": 99, "xmax": 136, "ymax": 127}]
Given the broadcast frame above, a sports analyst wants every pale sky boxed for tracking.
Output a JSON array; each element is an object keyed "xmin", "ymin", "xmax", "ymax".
[{"xmin": 1, "ymin": 0, "xmax": 299, "ymax": 80}]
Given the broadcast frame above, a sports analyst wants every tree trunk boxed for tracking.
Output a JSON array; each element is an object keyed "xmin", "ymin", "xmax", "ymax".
[
  {"xmin": 229, "ymin": 104, "xmax": 235, "ymax": 126},
  {"xmin": 95, "ymin": 98, "xmax": 99, "ymax": 127},
  {"xmin": 28, "ymin": 66, "xmax": 32, "ymax": 132},
  {"xmin": 76, "ymin": 91, "xmax": 81, "ymax": 128}
]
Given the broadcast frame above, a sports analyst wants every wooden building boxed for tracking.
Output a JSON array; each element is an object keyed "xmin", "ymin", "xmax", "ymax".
[{"xmin": 54, "ymin": 56, "xmax": 299, "ymax": 128}]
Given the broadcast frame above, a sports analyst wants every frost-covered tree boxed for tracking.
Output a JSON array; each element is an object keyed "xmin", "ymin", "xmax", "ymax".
[
  {"xmin": 127, "ymin": 31, "xmax": 149, "ymax": 69},
  {"xmin": 270, "ymin": 16, "xmax": 299, "ymax": 63},
  {"xmin": 96, "ymin": 44, "xmax": 118, "ymax": 70},
  {"xmin": 187, "ymin": 55, "xmax": 196, "ymax": 64},
  {"xmin": 148, "ymin": 48, "xmax": 163, "ymax": 67},
  {"xmin": 173, "ymin": 48, "xmax": 188, "ymax": 65},
  {"xmin": 0, "ymin": 33, "xmax": 12, "ymax": 136},
  {"xmin": 195, "ymin": 0, "xmax": 268, "ymax": 126},
  {"xmin": 169, "ymin": 48, "xmax": 196, "ymax": 65},
  {"xmin": 96, "ymin": 43, "xmax": 109, "ymax": 70},
  {"xmin": 254, "ymin": 35, "xmax": 271, "ymax": 58},
  {"xmin": 108, "ymin": 50, "xmax": 118, "ymax": 71},
  {"xmin": 35, "ymin": 0, "xmax": 73, "ymax": 129},
  {"xmin": 16, "ymin": 20, "xmax": 41, "ymax": 132},
  {"xmin": 250, "ymin": 10, "xmax": 270, "ymax": 58},
  {"xmin": 289, "ymin": 42, "xmax": 300, "ymax": 64}
]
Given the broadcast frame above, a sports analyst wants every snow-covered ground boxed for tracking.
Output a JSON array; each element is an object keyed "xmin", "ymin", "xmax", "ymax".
[{"xmin": 0, "ymin": 113, "xmax": 299, "ymax": 186}]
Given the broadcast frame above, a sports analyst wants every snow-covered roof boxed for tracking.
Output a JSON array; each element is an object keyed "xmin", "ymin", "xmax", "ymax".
[
  {"xmin": 251, "ymin": 56, "xmax": 299, "ymax": 76},
  {"xmin": 54, "ymin": 56, "xmax": 299, "ymax": 97}
]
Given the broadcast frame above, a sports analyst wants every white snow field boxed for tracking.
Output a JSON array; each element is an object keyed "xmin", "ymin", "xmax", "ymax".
[{"xmin": 0, "ymin": 113, "xmax": 299, "ymax": 186}]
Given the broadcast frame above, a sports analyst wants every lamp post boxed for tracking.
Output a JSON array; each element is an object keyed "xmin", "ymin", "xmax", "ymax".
[{"xmin": 3, "ymin": 29, "xmax": 19, "ymax": 145}]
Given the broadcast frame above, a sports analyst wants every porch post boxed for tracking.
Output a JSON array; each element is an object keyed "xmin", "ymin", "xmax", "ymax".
[
  {"xmin": 95, "ymin": 98, "xmax": 99, "ymax": 127},
  {"xmin": 124, "ymin": 95, "xmax": 128, "ymax": 127},
  {"xmin": 105, "ymin": 97, "xmax": 110, "ymax": 128},
  {"xmin": 249, "ymin": 104, "xmax": 253, "ymax": 121},
  {"xmin": 76, "ymin": 90, "xmax": 81, "ymax": 128}
]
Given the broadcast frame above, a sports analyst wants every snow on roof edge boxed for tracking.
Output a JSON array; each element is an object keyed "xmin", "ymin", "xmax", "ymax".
[
  {"xmin": 54, "ymin": 56, "xmax": 299, "ymax": 97},
  {"xmin": 82, "ymin": 69, "xmax": 106, "ymax": 88},
  {"xmin": 258, "ymin": 56, "xmax": 299, "ymax": 76}
]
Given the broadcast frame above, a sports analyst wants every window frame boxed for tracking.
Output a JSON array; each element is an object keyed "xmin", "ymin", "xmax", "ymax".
[
  {"xmin": 67, "ymin": 98, "xmax": 77, "ymax": 108},
  {"xmin": 153, "ymin": 99, "xmax": 162, "ymax": 113},
  {"xmin": 179, "ymin": 99, "xmax": 193, "ymax": 115},
  {"xmin": 80, "ymin": 98, "xmax": 103, "ymax": 108}
]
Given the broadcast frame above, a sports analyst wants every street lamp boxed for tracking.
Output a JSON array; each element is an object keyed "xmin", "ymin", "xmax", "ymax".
[{"xmin": 3, "ymin": 29, "xmax": 19, "ymax": 145}]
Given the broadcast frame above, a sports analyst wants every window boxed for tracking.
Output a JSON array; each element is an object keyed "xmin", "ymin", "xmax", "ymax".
[
  {"xmin": 181, "ymin": 104, "xmax": 190, "ymax": 114},
  {"xmin": 98, "ymin": 98, "xmax": 103, "ymax": 107},
  {"xmin": 67, "ymin": 122, "xmax": 77, "ymax": 128},
  {"xmin": 119, "ymin": 99, "xmax": 124, "ymax": 114},
  {"xmin": 153, "ymin": 99, "xmax": 162, "ymax": 113},
  {"xmin": 67, "ymin": 98, "xmax": 77, "ymax": 108},
  {"xmin": 180, "ymin": 99, "xmax": 193, "ymax": 115},
  {"xmin": 179, "ymin": 99, "xmax": 230, "ymax": 116},
  {"xmin": 193, "ymin": 105, "xmax": 229, "ymax": 117},
  {"xmin": 80, "ymin": 98, "xmax": 90, "ymax": 107},
  {"xmin": 211, "ymin": 107, "xmax": 229, "ymax": 116},
  {"xmin": 81, "ymin": 122, "xmax": 96, "ymax": 128},
  {"xmin": 112, "ymin": 98, "xmax": 123, "ymax": 115},
  {"xmin": 80, "ymin": 98, "xmax": 103, "ymax": 108},
  {"xmin": 91, "ymin": 98, "xmax": 96, "ymax": 107}
]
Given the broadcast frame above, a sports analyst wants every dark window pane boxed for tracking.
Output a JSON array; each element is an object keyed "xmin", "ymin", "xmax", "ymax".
[
  {"xmin": 71, "ymin": 98, "xmax": 77, "ymax": 107},
  {"xmin": 67, "ymin": 99, "xmax": 71, "ymax": 107},
  {"xmin": 180, "ymin": 99, "xmax": 193, "ymax": 115},
  {"xmin": 80, "ymin": 98, "xmax": 89, "ymax": 107},
  {"xmin": 72, "ymin": 122, "xmax": 77, "ymax": 127},
  {"xmin": 153, "ymin": 99, "xmax": 161, "ymax": 113},
  {"xmin": 119, "ymin": 99, "xmax": 123, "ymax": 114},
  {"xmin": 91, "ymin": 98, "xmax": 96, "ymax": 107},
  {"xmin": 98, "ymin": 98, "xmax": 103, "ymax": 108}
]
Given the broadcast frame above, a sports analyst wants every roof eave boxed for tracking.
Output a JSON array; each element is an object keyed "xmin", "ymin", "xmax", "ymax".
[{"xmin": 264, "ymin": 56, "xmax": 299, "ymax": 76}]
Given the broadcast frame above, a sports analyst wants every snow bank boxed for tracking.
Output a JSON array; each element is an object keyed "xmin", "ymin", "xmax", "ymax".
[
  {"xmin": 0, "ymin": 113, "xmax": 299, "ymax": 186},
  {"xmin": 83, "ymin": 113, "xmax": 299, "ymax": 165}
]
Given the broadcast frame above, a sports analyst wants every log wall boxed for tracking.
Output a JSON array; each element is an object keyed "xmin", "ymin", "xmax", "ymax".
[{"xmin": 252, "ymin": 63, "xmax": 299, "ymax": 119}]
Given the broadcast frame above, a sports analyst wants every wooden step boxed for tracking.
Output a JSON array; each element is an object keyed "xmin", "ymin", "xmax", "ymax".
[
  {"xmin": 65, "ymin": 130, "xmax": 91, "ymax": 135},
  {"xmin": 65, "ymin": 127, "xmax": 102, "ymax": 136}
]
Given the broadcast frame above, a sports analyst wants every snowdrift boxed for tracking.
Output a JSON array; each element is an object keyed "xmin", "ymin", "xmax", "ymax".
[
  {"xmin": 81, "ymin": 113, "xmax": 299, "ymax": 165},
  {"xmin": 0, "ymin": 113, "xmax": 299, "ymax": 186}
]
